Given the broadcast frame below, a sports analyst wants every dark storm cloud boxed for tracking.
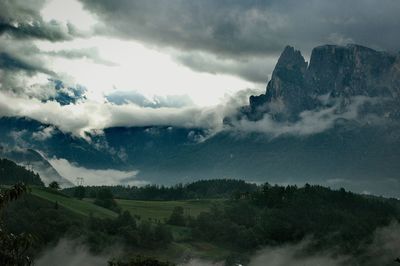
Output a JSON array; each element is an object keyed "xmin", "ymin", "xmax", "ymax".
[
  {"xmin": 0, "ymin": 0, "xmax": 76, "ymax": 41},
  {"xmin": 0, "ymin": 52, "xmax": 51, "ymax": 75},
  {"xmin": 175, "ymin": 51, "xmax": 277, "ymax": 83},
  {"xmin": 0, "ymin": 21, "xmax": 77, "ymax": 42},
  {"xmin": 44, "ymin": 48, "xmax": 117, "ymax": 66},
  {"xmin": 0, "ymin": 0, "xmax": 83, "ymax": 97},
  {"xmin": 80, "ymin": 0, "xmax": 286, "ymax": 57},
  {"xmin": 79, "ymin": 0, "xmax": 400, "ymax": 57},
  {"xmin": 76, "ymin": 0, "xmax": 400, "ymax": 82},
  {"xmin": 0, "ymin": 39, "xmax": 58, "ymax": 99},
  {"xmin": 0, "ymin": 39, "xmax": 55, "ymax": 77}
]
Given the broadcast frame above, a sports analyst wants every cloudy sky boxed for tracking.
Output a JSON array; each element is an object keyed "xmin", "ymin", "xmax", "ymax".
[{"xmin": 1, "ymin": 0, "xmax": 400, "ymax": 135}]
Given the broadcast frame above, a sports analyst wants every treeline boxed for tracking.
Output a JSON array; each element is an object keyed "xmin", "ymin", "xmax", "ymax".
[
  {"xmin": 188, "ymin": 183, "xmax": 399, "ymax": 256},
  {"xmin": 0, "ymin": 158, "xmax": 44, "ymax": 186},
  {"xmin": 63, "ymin": 179, "xmax": 257, "ymax": 200}
]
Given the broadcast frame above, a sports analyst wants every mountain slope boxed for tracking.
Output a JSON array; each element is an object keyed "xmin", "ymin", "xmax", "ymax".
[
  {"xmin": 1, "ymin": 44, "xmax": 400, "ymax": 196},
  {"xmin": 0, "ymin": 146, "xmax": 73, "ymax": 187},
  {"xmin": 0, "ymin": 158, "xmax": 44, "ymax": 186},
  {"xmin": 30, "ymin": 187, "xmax": 117, "ymax": 219}
]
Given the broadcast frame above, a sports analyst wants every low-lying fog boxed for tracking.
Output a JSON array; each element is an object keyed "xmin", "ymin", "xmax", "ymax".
[{"xmin": 36, "ymin": 222, "xmax": 400, "ymax": 266}]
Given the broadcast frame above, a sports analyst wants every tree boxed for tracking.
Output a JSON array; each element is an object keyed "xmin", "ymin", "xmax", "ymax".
[
  {"xmin": 73, "ymin": 186, "xmax": 86, "ymax": 200},
  {"xmin": 94, "ymin": 188, "xmax": 120, "ymax": 212},
  {"xmin": 167, "ymin": 206, "xmax": 185, "ymax": 226},
  {"xmin": 0, "ymin": 183, "xmax": 32, "ymax": 266},
  {"xmin": 138, "ymin": 220, "xmax": 153, "ymax": 248},
  {"xmin": 154, "ymin": 223, "xmax": 173, "ymax": 245},
  {"xmin": 48, "ymin": 181, "xmax": 60, "ymax": 190}
]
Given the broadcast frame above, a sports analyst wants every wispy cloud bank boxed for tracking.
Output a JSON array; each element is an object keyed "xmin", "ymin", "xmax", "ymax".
[
  {"xmin": 181, "ymin": 221, "xmax": 400, "ymax": 266},
  {"xmin": 32, "ymin": 126, "xmax": 56, "ymax": 141},
  {"xmin": 36, "ymin": 239, "xmax": 110, "ymax": 266},
  {"xmin": 0, "ymin": 87, "xmax": 384, "ymax": 140},
  {"xmin": 49, "ymin": 157, "xmax": 146, "ymax": 186},
  {"xmin": 230, "ymin": 96, "xmax": 380, "ymax": 137},
  {"xmin": 35, "ymin": 222, "xmax": 400, "ymax": 265},
  {"xmin": 0, "ymin": 88, "xmax": 258, "ymax": 137}
]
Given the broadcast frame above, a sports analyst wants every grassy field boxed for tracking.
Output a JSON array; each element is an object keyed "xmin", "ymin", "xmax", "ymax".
[
  {"xmin": 116, "ymin": 198, "xmax": 222, "ymax": 221},
  {"xmin": 30, "ymin": 187, "xmax": 118, "ymax": 219},
  {"xmin": 31, "ymin": 186, "xmax": 221, "ymax": 221},
  {"xmin": 28, "ymin": 187, "xmax": 229, "ymax": 262}
]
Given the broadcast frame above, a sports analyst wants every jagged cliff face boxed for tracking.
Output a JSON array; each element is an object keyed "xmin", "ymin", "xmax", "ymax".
[
  {"xmin": 247, "ymin": 46, "xmax": 312, "ymax": 121},
  {"xmin": 244, "ymin": 44, "xmax": 400, "ymax": 122}
]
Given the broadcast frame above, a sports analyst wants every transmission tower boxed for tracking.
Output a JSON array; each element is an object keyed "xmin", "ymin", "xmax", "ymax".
[
  {"xmin": 26, "ymin": 161, "xmax": 33, "ymax": 171},
  {"xmin": 76, "ymin": 177, "xmax": 84, "ymax": 186}
]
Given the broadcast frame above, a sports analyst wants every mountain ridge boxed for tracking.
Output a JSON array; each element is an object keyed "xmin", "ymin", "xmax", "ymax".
[
  {"xmin": 1, "ymin": 44, "xmax": 400, "ymax": 196},
  {"xmin": 241, "ymin": 43, "xmax": 400, "ymax": 122}
]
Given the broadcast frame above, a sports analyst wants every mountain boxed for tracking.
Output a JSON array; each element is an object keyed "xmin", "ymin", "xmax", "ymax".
[
  {"xmin": 0, "ymin": 146, "xmax": 73, "ymax": 187},
  {"xmin": 241, "ymin": 44, "xmax": 400, "ymax": 121},
  {"xmin": 1, "ymin": 44, "xmax": 400, "ymax": 196},
  {"xmin": 0, "ymin": 116, "xmax": 126, "ymax": 169}
]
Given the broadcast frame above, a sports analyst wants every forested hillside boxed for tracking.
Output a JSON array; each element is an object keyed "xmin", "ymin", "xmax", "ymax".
[
  {"xmin": 0, "ymin": 158, "xmax": 44, "ymax": 186},
  {"xmin": 190, "ymin": 184, "xmax": 399, "ymax": 258}
]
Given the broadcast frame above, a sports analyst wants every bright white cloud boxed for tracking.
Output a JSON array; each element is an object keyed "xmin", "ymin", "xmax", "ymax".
[
  {"xmin": 231, "ymin": 96, "xmax": 378, "ymax": 137},
  {"xmin": 2, "ymin": 0, "xmax": 266, "ymax": 108},
  {"xmin": 41, "ymin": 0, "xmax": 96, "ymax": 31},
  {"xmin": 32, "ymin": 126, "xmax": 55, "ymax": 141},
  {"xmin": 0, "ymin": 88, "xmax": 258, "ymax": 137},
  {"xmin": 35, "ymin": 36, "xmax": 257, "ymax": 106},
  {"xmin": 49, "ymin": 157, "xmax": 146, "ymax": 186},
  {"xmin": 0, "ymin": 89, "xmax": 379, "ymax": 140}
]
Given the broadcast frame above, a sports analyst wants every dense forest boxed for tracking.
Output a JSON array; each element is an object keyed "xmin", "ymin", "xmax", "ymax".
[
  {"xmin": 190, "ymin": 184, "xmax": 398, "ymax": 257},
  {"xmin": 0, "ymin": 158, "xmax": 44, "ymax": 186},
  {"xmin": 63, "ymin": 179, "xmax": 258, "ymax": 200},
  {"xmin": 1, "ymin": 159, "xmax": 400, "ymax": 265}
]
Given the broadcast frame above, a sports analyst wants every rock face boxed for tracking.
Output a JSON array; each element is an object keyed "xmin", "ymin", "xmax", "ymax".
[
  {"xmin": 248, "ymin": 46, "xmax": 311, "ymax": 121},
  {"xmin": 243, "ymin": 44, "xmax": 400, "ymax": 121}
]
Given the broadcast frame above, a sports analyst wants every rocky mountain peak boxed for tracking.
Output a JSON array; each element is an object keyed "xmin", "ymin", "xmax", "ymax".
[
  {"xmin": 246, "ymin": 46, "xmax": 312, "ymax": 121},
  {"xmin": 274, "ymin": 45, "xmax": 308, "ymax": 73},
  {"xmin": 307, "ymin": 44, "xmax": 398, "ymax": 97},
  {"xmin": 241, "ymin": 44, "xmax": 400, "ymax": 122}
]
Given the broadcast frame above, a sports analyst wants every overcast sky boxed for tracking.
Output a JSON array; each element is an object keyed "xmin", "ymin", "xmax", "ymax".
[{"xmin": 1, "ymin": 0, "xmax": 400, "ymax": 135}]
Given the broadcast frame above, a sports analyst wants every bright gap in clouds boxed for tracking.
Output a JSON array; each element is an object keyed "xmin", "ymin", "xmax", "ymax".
[
  {"xmin": 37, "ymin": 37, "xmax": 256, "ymax": 106},
  {"xmin": 40, "ymin": 0, "xmax": 97, "ymax": 31},
  {"xmin": 36, "ymin": 0, "xmax": 259, "ymax": 107}
]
